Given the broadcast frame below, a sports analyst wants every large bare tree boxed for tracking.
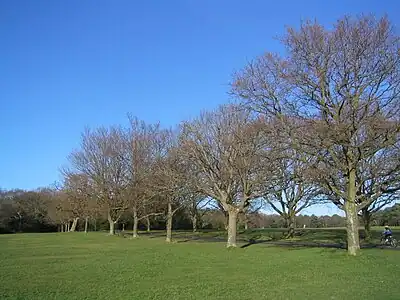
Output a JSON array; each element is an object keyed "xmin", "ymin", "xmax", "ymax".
[
  {"xmin": 231, "ymin": 15, "xmax": 400, "ymax": 255},
  {"xmin": 67, "ymin": 127, "xmax": 129, "ymax": 235},
  {"xmin": 179, "ymin": 104, "xmax": 273, "ymax": 247}
]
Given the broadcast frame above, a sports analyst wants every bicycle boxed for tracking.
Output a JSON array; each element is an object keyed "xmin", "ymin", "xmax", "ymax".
[{"xmin": 380, "ymin": 236, "xmax": 398, "ymax": 248}]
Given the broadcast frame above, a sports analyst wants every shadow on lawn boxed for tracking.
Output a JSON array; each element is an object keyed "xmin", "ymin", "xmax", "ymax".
[{"xmin": 118, "ymin": 229, "xmax": 399, "ymax": 250}]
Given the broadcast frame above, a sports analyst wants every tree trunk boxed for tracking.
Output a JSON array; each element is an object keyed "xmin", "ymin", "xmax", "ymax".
[
  {"xmin": 94, "ymin": 219, "xmax": 97, "ymax": 232},
  {"xmin": 224, "ymin": 211, "xmax": 229, "ymax": 231},
  {"xmin": 66, "ymin": 222, "xmax": 70, "ymax": 232},
  {"xmin": 61, "ymin": 223, "xmax": 64, "ymax": 232},
  {"xmin": 227, "ymin": 208, "xmax": 238, "ymax": 248},
  {"xmin": 345, "ymin": 169, "xmax": 360, "ymax": 256},
  {"xmin": 166, "ymin": 201, "xmax": 173, "ymax": 243},
  {"xmin": 362, "ymin": 209, "xmax": 372, "ymax": 241},
  {"xmin": 192, "ymin": 214, "xmax": 198, "ymax": 233},
  {"xmin": 132, "ymin": 208, "xmax": 139, "ymax": 238},
  {"xmin": 84, "ymin": 217, "xmax": 89, "ymax": 233},
  {"xmin": 285, "ymin": 214, "xmax": 296, "ymax": 238},
  {"xmin": 70, "ymin": 218, "xmax": 79, "ymax": 232},
  {"xmin": 108, "ymin": 212, "xmax": 115, "ymax": 235},
  {"xmin": 18, "ymin": 213, "xmax": 22, "ymax": 232},
  {"xmin": 244, "ymin": 213, "xmax": 249, "ymax": 230},
  {"xmin": 146, "ymin": 216, "xmax": 151, "ymax": 232}
]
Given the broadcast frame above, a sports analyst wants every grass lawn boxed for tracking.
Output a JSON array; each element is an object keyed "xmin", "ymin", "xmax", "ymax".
[{"xmin": 1, "ymin": 232, "xmax": 399, "ymax": 300}]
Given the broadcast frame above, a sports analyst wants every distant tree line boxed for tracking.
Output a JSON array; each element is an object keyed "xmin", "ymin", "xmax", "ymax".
[
  {"xmin": 2, "ymin": 187, "xmax": 399, "ymax": 235},
  {"xmin": 1, "ymin": 15, "xmax": 400, "ymax": 256}
]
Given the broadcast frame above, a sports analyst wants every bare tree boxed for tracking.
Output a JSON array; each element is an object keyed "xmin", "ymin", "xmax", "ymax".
[
  {"xmin": 179, "ymin": 104, "xmax": 273, "ymax": 247},
  {"xmin": 67, "ymin": 127, "xmax": 129, "ymax": 235},
  {"xmin": 124, "ymin": 117, "xmax": 165, "ymax": 238},
  {"xmin": 232, "ymin": 15, "xmax": 400, "ymax": 255},
  {"xmin": 356, "ymin": 150, "xmax": 400, "ymax": 240},
  {"xmin": 61, "ymin": 172, "xmax": 96, "ymax": 232},
  {"xmin": 264, "ymin": 150, "xmax": 322, "ymax": 238},
  {"xmin": 187, "ymin": 194, "xmax": 210, "ymax": 232},
  {"xmin": 240, "ymin": 198, "xmax": 264, "ymax": 230},
  {"xmin": 153, "ymin": 129, "xmax": 190, "ymax": 243}
]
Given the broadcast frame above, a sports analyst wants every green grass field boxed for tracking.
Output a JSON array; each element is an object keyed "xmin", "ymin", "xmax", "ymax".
[{"xmin": 1, "ymin": 231, "xmax": 399, "ymax": 300}]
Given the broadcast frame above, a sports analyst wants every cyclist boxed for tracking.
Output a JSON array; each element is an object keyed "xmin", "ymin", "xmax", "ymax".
[{"xmin": 382, "ymin": 225, "xmax": 393, "ymax": 242}]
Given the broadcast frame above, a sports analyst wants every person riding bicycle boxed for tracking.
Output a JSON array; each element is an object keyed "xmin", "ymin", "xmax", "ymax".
[{"xmin": 382, "ymin": 225, "xmax": 393, "ymax": 242}]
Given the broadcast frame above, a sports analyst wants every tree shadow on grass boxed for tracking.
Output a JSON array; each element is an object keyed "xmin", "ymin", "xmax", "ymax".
[
  {"xmin": 119, "ymin": 229, "xmax": 399, "ymax": 250},
  {"xmin": 240, "ymin": 239, "xmax": 346, "ymax": 249}
]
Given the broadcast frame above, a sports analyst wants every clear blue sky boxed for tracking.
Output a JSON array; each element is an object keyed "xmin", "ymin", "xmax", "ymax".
[{"xmin": 0, "ymin": 1, "xmax": 398, "ymax": 214}]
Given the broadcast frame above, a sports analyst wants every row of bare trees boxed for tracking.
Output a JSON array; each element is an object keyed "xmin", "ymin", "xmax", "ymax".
[
  {"xmin": 59, "ymin": 104, "xmax": 327, "ymax": 248},
  {"xmin": 60, "ymin": 16, "xmax": 400, "ymax": 255}
]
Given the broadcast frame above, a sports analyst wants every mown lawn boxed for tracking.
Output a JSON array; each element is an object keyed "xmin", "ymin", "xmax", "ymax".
[{"xmin": 1, "ymin": 232, "xmax": 399, "ymax": 300}]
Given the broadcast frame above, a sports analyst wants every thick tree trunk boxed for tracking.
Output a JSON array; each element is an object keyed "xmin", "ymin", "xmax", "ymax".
[
  {"xmin": 109, "ymin": 221, "xmax": 115, "ymax": 235},
  {"xmin": 108, "ymin": 212, "xmax": 115, "ymax": 235},
  {"xmin": 345, "ymin": 169, "xmax": 360, "ymax": 256},
  {"xmin": 70, "ymin": 218, "xmax": 79, "ymax": 232},
  {"xmin": 146, "ymin": 216, "xmax": 151, "ymax": 232},
  {"xmin": 84, "ymin": 217, "xmax": 89, "ymax": 233},
  {"xmin": 61, "ymin": 223, "xmax": 64, "ymax": 232},
  {"xmin": 285, "ymin": 214, "xmax": 296, "ymax": 238},
  {"xmin": 166, "ymin": 202, "xmax": 173, "ymax": 243},
  {"xmin": 227, "ymin": 209, "xmax": 238, "ymax": 248},
  {"xmin": 362, "ymin": 209, "xmax": 372, "ymax": 241},
  {"xmin": 132, "ymin": 208, "xmax": 139, "ymax": 238},
  {"xmin": 192, "ymin": 214, "xmax": 198, "ymax": 233}
]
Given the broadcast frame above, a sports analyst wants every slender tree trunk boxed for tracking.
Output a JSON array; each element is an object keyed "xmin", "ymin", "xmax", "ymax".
[
  {"xmin": 66, "ymin": 222, "xmax": 70, "ymax": 232},
  {"xmin": 94, "ymin": 218, "xmax": 97, "ymax": 232},
  {"xmin": 192, "ymin": 214, "xmax": 198, "ymax": 233},
  {"xmin": 146, "ymin": 216, "xmax": 151, "ymax": 232},
  {"xmin": 84, "ymin": 217, "xmax": 89, "ymax": 233},
  {"xmin": 244, "ymin": 213, "xmax": 249, "ymax": 230},
  {"xmin": 122, "ymin": 224, "xmax": 125, "ymax": 232},
  {"xmin": 61, "ymin": 223, "xmax": 64, "ymax": 232},
  {"xmin": 166, "ymin": 202, "xmax": 173, "ymax": 243},
  {"xmin": 224, "ymin": 211, "xmax": 229, "ymax": 231},
  {"xmin": 70, "ymin": 218, "xmax": 79, "ymax": 232},
  {"xmin": 108, "ymin": 212, "xmax": 115, "ymax": 235},
  {"xmin": 227, "ymin": 208, "xmax": 238, "ymax": 248},
  {"xmin": 362, "ymin": 208, "xmax": 372, "ymax": 241},
  {"xmin": 132, "ymin": 208, "xmax": 139, "ymax": 238},
  {"xmin": 345, "ymin": 169, "xmax": 360, "ymax": 256},
  {"xmin": 18, "ymin": 214, "xmax": 22, "ymax": 232}
]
